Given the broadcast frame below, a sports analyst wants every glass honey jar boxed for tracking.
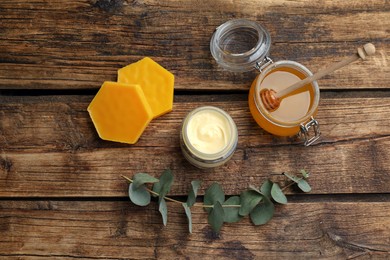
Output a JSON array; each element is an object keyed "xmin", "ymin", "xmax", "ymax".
[{"xmin": 210, "ymin": 19, "xmax": 321, "ymax": 146}]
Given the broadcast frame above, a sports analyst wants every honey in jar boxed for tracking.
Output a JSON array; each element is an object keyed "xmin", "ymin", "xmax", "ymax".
[
  {"xmin": 248, "ymin": 60, "xmax": 320, "ymax": 139},
  {"xmin": 210, "ymin": 19, "xmax": 321, "ymax": 145}
]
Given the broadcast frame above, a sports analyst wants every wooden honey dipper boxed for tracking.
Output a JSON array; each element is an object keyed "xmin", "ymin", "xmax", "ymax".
[{"xmin": 260, "ymin": 43, "xmax": 376, "ymax": 112}]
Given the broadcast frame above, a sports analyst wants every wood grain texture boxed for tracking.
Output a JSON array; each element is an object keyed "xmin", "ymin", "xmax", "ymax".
[
  {"xmin": 1, "ymin": 95, "xmax": 389, "ymax": 150},
  {"xmin": 0, "ymin": 200, "xmax": 389, "ymax": 259},
  {"xmin": 1, "ymin": 0, "xmax": 389, "ymax": 259},
  {"xmin": 0, "ymin": 0, "xmax": 388, "ymax": 90},
  {"xmin": 1, "ymin": 95, "xmax": 389, "ymax": 197}
]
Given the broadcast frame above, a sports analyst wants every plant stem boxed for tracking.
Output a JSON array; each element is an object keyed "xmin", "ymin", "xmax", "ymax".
[
  {"xmin": 281, "ymin": 181, "xmax": 297, "ymax": 191},
  {"xmin": 194, "ymin": 203, "xmax": 241, "ymax": 208},
  {"xmin": 193, "ymin": 203, "xmax": 213, "ymax": 208},
  {"xmin": 163, "ymin": 196, "xmax": 184, "ymax": 204},
  {"xmin": 122, "ymin": 176, "xmax": 242, "ymax": 208},
  {"xmin": 121, "ymin": 175, "xmax": 133, "ymax": 183},
  {"xmin": 122, "ymin": 175, "xmax": 183, "ymax": 204},
  {"xmin": 281, "ymin": 172, "xmax": 310, "ymax": 191},
  {"xmin": 222, "ymin": 204, "xmax": 242, "ymax": 208}
]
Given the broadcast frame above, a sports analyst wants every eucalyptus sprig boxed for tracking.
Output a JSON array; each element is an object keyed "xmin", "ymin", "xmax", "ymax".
[{"xmin": 122, "ymin": 169, "xmax": 311, "ymax": 233}]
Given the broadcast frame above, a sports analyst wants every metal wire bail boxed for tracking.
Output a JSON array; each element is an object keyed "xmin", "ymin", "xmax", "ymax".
[
  {"xmin": 299, "ymin": 116, "xmax": 321, "ymax": 146},
  {"xmin": 255, "ymin": 56, "xmax": 273, "ymax": 72}
]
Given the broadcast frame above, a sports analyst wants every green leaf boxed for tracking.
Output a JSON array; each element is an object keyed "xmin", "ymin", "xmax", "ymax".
[
  {"xmin": 249, "ymin": 185, "xmax": 261, "ymax": 194},
  {"xmin": 128, "ymin": 183, "xmax": 151, "ymax": 206},
  {"xmin": 271, "ymin": 183, "xmax": 287, "ymax": 204},
  {"xmin": 204, "ymin": 183, "xmax": 225, "ymax": 213},
  {"xmin": 153, "ymin": 169, "xmax": 174, "ymax": 202},
  {"xmin": 208, "ymin": 201, "xmax": 224, "ymax": 233},
  {"xmin": 182, "ymin": 203, "xmax": 192, "ymax": 233},
  {"xmin": 159, "ymin": 198, "xmax": 168, "ymax": 226},
  {"xmin": 133, "ymin": 173, "xmax": 159, "ymax": 189},
  {"xmin": 283, "ymin": 172, "xmax": 301, "ymax": 183},
  {"xmin": 223, "ymin": 196, "xmax": 242, "ymax": 223},
  {"xmin": 260, "ymin": 179, "xmax": 273, "ymax": 199},
  {"xmin": 186, "ymin": 180, "xmax": 201, "ymax": 207},
  {"xmin": 239, "ymin": 190, "xmax": 263, "ymax": 216},
  {"xmin": 297, "ymin": 179, "xmax": 312, "ymax": 192},
  {"xmin": 300, "ymin": 169, "xmax": 309, "ymax": 179},
  {"xmin": 250, "ymin": 198, "xmax": 275, "ymax": 225}
]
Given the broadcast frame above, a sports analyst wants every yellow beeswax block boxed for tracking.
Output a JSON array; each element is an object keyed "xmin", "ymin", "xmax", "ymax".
[
  {"xmin": 118, "ymin": 57, "xmax": 174, "ymax": 118},
  {"xmin": 87, "ymin": 81, "xmax": 153, "ymax": 144}
]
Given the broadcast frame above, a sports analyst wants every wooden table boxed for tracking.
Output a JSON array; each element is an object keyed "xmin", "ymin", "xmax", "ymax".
[{"xmin": 1, "ymin": 0, "xmax": 389, "ymax": 259}]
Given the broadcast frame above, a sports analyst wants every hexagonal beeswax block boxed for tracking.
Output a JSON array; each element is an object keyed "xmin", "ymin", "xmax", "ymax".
[
  {"xmin": 88, "ymin": 81, "xmax": 153, "ymax": 144},
  {"xmin": 118, "ymin": 57, "xmax": 174, "ymax": 118}
]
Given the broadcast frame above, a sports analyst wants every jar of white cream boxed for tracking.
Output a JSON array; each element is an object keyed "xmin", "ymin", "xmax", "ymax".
[{"xmin": 180, "ymin": 106, "xmax": 238, "ymax": 169}]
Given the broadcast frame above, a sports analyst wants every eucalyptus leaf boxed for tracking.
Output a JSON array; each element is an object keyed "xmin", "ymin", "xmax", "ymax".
[
  {"xmin": 133, "ymin": 173, "xmax": 159, "ymax": 189},
  {"xmin": 153, "ymin": 169, "xmax": 174, "ymax": 202},
  {"xmin": 298, "ymin": 179, "xmax": 312, "ymax": 192},
  {"xmin": 204, "ymin": 183, "xmax": 225, "ymax": 213},
  {"xmin": 128, "ymin": 183, "xmax": 151, "ymax": 206},
  {"xmin": 223, "ymin": 196, "xmax": 242, "ymax": 223},
  {"xmin": 159, "ymin": 198, "xmax": 168, "ymax": 226},
  {"xmin": 208, "ymin": 201, "xmax": 224, "ymax": 233},
  {"xmin": 239, "ymin": 190, "xmax": 263, "ymax": 216},
  {"xmin": 300, "ymin": 169, "xmax": 309, "ymax": 179},
  {"xmin": 271, "ymin": 183, "xmax": 287, "ymax": 204},
  {"xmin": 187, "ymin": 180, "xmax": 201, "ymax": 207},
  {"xmin": 283, "ymin": 172, "xmax": 301, "ymax": 183},
  {"xmin": 249, "ymin": 185, "xmax": 261, "ymax": 194},
  {"xmin": 182, "ymin": 203, "xmax": 192, "ymax": 233},
  {"xmin": 250, "ymin": 198, "xmax": 275, "ymax": 225},
  {"xmin": 260, "ymin": 179, "xmax": 273, "ymax": 199}
]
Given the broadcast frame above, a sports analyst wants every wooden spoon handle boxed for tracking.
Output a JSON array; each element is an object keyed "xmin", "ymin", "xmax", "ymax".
[{"xmin": 275, "ymin": 43, "xmax": 376, "ymax": 99}]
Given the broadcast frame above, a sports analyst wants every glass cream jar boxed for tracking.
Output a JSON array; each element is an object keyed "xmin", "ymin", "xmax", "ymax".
[
  {"xmin": 180, "ymin": 106, "xmax": 238, "ymax": 168},
  {"xmin": 210, "ymin": 19, "xmax": 321, "ymax": 145}
]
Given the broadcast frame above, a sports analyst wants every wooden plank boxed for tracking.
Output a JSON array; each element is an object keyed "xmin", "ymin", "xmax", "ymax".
[
  {"xmin": 1, "ymin": 137, "xmax": 389, "ymax": 197},
  {"xmin": 0, "ymin": 0, "xmax": 388, "ymax": 90},
  {"xmin": 1, "ymin": 95, "xmax": 390, "ymax": 150},
  {"xmin": 0, "ymin": 200, "xmax": 389, "ymax": 259},
  {"xmin": 1, "ymin": 95, "xmax": 389, "ymax": 197}
]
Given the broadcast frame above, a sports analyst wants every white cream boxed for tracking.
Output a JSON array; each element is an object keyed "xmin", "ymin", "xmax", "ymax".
[
  {"xmin": 186, "ymin": 109, "xmax": 231, "ymax": 154},
  {"xmin": 261, "ymin": 71, "xmax": 310, "ymax": 122}
]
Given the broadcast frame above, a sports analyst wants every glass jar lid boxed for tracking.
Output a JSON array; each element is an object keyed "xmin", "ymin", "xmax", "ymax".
[{"xmin": 210, "ymin": 19, "xmax": 271, "ymax": 72}]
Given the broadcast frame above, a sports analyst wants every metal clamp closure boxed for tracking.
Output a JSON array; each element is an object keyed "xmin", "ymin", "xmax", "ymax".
[
  {"xmin": 255, "ymin": 56, "xmax": 273, "ymax": 72},
  {"xmin": 299, "ymin": 117, "xmax": 321, "ymax": 146}
]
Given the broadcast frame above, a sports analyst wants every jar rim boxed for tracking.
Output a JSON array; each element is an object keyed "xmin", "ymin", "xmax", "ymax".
[
  {"xmin": 210, "ymin": 19, "xmax": 271, "ymax": 72},
  {"xmin": 181, "ymin": 106, "xmax": 238, "ymax": 161},
  {"xmin": 254, "ymin": 60, "xmax": 320, "ymax": 127}
]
